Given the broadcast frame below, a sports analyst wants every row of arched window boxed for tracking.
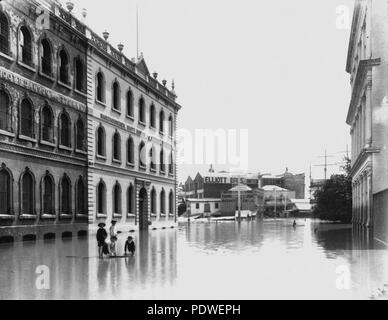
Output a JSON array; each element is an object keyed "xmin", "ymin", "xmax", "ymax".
[
  {"xmin": 96, "ymin": 180, "xmax": 174, "ymax": 216},
  {"xmin": 96, "ymin": 125, "xmax": 174, "ymax": 174},
  {"xmin": 0, "ymin": 89, "xmax": 86, "ymax": 150},
  {"xmin": 0, "ymin": 165, "xmax": 86, "ymax": 216},
  {"xmin": 95, "ymin": 71, "xmax": 174, "ymax": 136},
  {"xmin": 0, "ymin": 11, "xmax": 85, "ymax": 92}
]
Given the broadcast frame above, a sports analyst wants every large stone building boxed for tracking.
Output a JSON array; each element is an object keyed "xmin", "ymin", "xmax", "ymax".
[
  {"xmin": 346, "ymin": 0, "xmax": 388, "ymax": 244},
  {"xmin": 0, "ymin": 0, "xmax": 88, "ymax": 242}
]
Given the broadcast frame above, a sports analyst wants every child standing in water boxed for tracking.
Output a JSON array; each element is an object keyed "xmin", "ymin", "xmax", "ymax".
[
  {"xmin": 109, "ymin": 236, "xmax": 118, "ymax": 257},
  {"xmin": 124, "ymin": 236, "xmax": 136, "ymax": 256}
]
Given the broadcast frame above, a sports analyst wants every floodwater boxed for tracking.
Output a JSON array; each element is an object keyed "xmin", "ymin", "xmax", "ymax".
[{"xmin": 0, "ymin": 219, "xmax": 387, "ymax": 300}]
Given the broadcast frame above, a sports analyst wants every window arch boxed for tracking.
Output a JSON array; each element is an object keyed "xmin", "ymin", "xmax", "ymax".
[
  {"xmin": 113, "ymin": 131, "xmax": 121, "ymax": 161},
  {"xmin": 76, "ymin": 177, "xmax": 86, "ymax": 215},
  {"xmin": 127, "ymin": 136, "xmax": 134, "ymax": 164},
  {"xmin": 76, "ymin": 118, "xmax": 85, "ymax": 151},
  {"xmin": 160, "ymin": 189, "xmax": 166, "ymax": 215},
  {"xmin": 96, "ymin": 125, "xmax": 106, "ymax": 157},
  {"xmin": 0, "ymin": 89, "xmax": 11, "ymax": 132},
  {"xmin": 42, "ymin": 172, "xmax": 54, "ymax": 215},
  {"xmin": 41, "ymin": 103, "xmax": 53, "ymax": 142},
  {"xmin": 159, "ymin": 109, "xmax": 165, "ymax": 133},
  {"xmin": 0, "ymin": 165, "xmax": 12, "ymax": 215},
  {"xmin": 97, "ymin": 180, "xmax": 106, "ymax": 215},
  {"xmin": 168, "ymin": 114, "xmax": 173, "ymax": 137},
  {"xmin": 40, "ymin": 38, "xmax": 52, "ymax": 76},
  {"xmin": 96, "ymin": 71, "xmax": 105, "ymax": 102},
  {"xmin": 21, "ymin": 168, "xmax": 35, "ymax": 215},
  {"xmin": 127, "ymin": 184, "xmax": 134, "ymax": 215},
  {"xmin": 150, "ymin": 187, "xmax": 156, "ymax": 214},
  {"xmin": 20, "ymin": 98, "xmax": 34, "ymax": 138},
  {"xmin": 139, "ymin": 97, "xmax": 145, "ymax": 123},
  {"xmin": 60, "ymin": 174, "xmax": 71, "ymax": 215},
  {"xmin": 0, "ymin": 11, "xmax": 10, "ymax": 55},
  {"xmin": 126, "ymin": 90, "xmax": 133, "ymax": 117},
  {"xmin": 59, "ymin": 48, "xmax": 70, "ymax": 84},
  {"xmin": 169, "ymin": 190, "xmax": 174, "ymax": 215},
  {"xmin": 19, "ymin": 25, "xmax": 33, "ymax": 66},
  {"xmin": 150, "ymin": 104, "xmax": 156, "ymax": 128},
  {"xmin": 59, "ymin": 111, "xmax": 71, "ymax": 147},
  {"xmin": 112, "ymin": 81, "xmax": 121, "ymax": 110},
  {"xmin": 160, "ymin": 148, "xmax": 165, "ymax": 173},
  {"xmin": 139, "ymin": 141, "xmax": 146, "ymax": 168},
  {"xmin": 113, "ymin": 182, "xmax": 122, "ymax": 215},
  {"xmin": 75, "ymin": 57, "xmax": 85, "ymax": 92}
]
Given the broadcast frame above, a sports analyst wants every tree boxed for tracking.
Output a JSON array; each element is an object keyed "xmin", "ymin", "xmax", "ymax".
[{"xmin": 313, "ymin": 157, "xmax": 352, "ymax": 223}]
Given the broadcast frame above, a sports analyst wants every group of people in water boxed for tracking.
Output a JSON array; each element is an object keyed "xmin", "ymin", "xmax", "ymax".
[{"xmin": 96, "ymin": 220, "xmax": 136, "ymax": 258}]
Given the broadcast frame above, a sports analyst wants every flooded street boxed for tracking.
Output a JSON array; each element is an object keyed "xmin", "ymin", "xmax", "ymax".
[{"xmin": 1, "ymin": 219, "xmax": 387, "ymax": 300}]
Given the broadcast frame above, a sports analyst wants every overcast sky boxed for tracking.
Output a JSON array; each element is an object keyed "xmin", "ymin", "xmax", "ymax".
[{"xmin": 66, "ymin": 0, "xmax": 354, "ymax": 184}]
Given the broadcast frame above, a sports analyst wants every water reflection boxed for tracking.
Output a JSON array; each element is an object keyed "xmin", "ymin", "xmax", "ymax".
[{"xmin": 0, "ymin": 219, "xmax": 387, "ymax": 299}]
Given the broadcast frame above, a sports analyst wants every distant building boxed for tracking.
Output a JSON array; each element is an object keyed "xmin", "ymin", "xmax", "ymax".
[
  {"xmin": 186, "ymin": 198, "xmax": 221, "ymax": 217},
  {"xmin": 221, "ymin": 185, "xmax": 264, "ymax": 217},
  {"xmin": 263, "ymin": 185, "xmax": 296, "ymax": 216},
  {"xmin": 261, "ymin": 168, "xmax": 305, "ymax": 199}
]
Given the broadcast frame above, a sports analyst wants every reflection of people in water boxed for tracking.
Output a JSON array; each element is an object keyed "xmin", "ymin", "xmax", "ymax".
[
  {"xmin": 97, "ymin": 223, "xmax": 108, "ymax": 258},
  {"xmin": 293, "ymin": 220, "xmax": 297, "ymax": 228},
  {"xmin": 125, "ymin": 236, "xmax": 136, "ymax": 256}
]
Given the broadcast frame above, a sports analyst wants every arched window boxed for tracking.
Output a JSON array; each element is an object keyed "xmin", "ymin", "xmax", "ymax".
[
  {"xmin": 0, "ymin": 12, "xmax": 9, "ymax": 55},
  {"xmin": 75, "ymin": 58, "xmax": 85, "ymax": 92},
  {"xmin": 127, "ymin": 184, "xmax": 134, "ymax": 215},
  {"xmin": 139, "ymin": 97, "xmax": 145, "ymax": 123},
  {"xmin": 149, "ymin": 146, "xmax": 156, "ymax": 171},
  {"xmin": 97, "ymin": 180, "xmax": 106, "ymax": 214},
  {"xmin": 112, "ymin": 81, "xmax": 120, "ymax": 110},
  {"xmin": 169, "ymin": 190, "xmax": 174, "ymax": 215},
  {"xmin": 42, "ymin": 173, "xmax": 54, "ymax": 215},
  {"xmin": 76, "ymin": 118, "xmax": 85, "ymax": 151},
  {"xmin": 127, "ymin": 136, "xmax": 134, "ymax": 164},
  {"xmin": 41, "ymin": 104, "xmax": 53, "ymax": 142},
  {"xmin": 0, "ymin": 166, "xmax": 11, "ymax": 215},
  {"xmin": 126, "ymin": 90, "xmax": 133, "ymax": 117},
  {"xmin": 96, "ymin": 72, "xmax": 105, "ymax": 102},
  {"xmin": 0, "ymin": 89, "xmax": 10, "ymax": 132},
  {"xmin": 169, "ymin": 151, "xmax": 174, "ymax": 174},
  {"xmin": 113, "ymin": 182, "xmax": 122, "ymax": 215},
  {"xmin": 160, "ymin": 189, "xmax": 166, "ymax": 215},
  {"xmin": 96, "ymin": 126, "xmax": 106, "ymax": 157},
  {"xmin": 60, "ymin": 174, "xmax": 71, "ymax": 215},
  {"xmin": 150, "ymin": 188, "xmax": 156, "ymax": 214},
  {"xmin": 150, "ymin": 104, "xmax": 155, "ymax": 128},
  {"xmin": 76, "ymin": 177, "xmax": 86, "ymax": 215},
  {"xmin": 139, "ymin": 141, "xmax": 146, "ymax": 168},
  {"xmin": 160, "ymin": 148, "xmax": 165, "ymax": 173},
  {"xmin": 159, "ymin": 110, "xmax": 165, "ymax": 133},
  {"xmin": 59, "ymin": 49, "xmax": 69, "ymax": 84},
  {"xmin": 59, "ymin": 112, "xmax": 71, "ymax": 147},
  {"xmin": 113, "ymin": 131, "xmax": 121, "ymax": 161},
  {"xmin": 21, "ymin": 170, "xmax": 34, "ymax": 215},
  {"xmin": 20, "ymin": 98, "xmax": 34, "ymax": 138},
  {"xmin": 20, "ymin": 26, "xmax": 32, "ymax": 65},
  {"xmin": 41, "ymin": 38, "xmax": 52, "ymax": 76},
  {"xmin": 168, "ymin": 115, "xmax": 173, "ymax": 137}
]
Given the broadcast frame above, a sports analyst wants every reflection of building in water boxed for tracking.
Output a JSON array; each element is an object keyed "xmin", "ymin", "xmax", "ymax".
[{"xmin": 345, "ymin": 1, "xmax": 388, "ymax": 244}]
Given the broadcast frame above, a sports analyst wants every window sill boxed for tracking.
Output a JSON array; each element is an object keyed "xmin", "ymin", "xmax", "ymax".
[
  {"xmin": 58, "ymin": 80, "xmax": 72, "ymax": 90},
  {"xmin": 0, "ymin": 214, "xmax": 15, "ymax": 220},
  {"xmin": 159, "ymin": 131, "xmax": 165, "ymax": 136},
  {"xmin": 18, "ymin": 61, "xmax": 36, "ymax": 72},
  {"xmin": 126, "ymin": 115, "xmax": 134, "ymax": 121},
  {"xmin": 150, "ymin": 168, "xmax": 157, "ymax": 173},
  {"xmin": 160, "ymin": 170, "xmax": 166, "ymax": 175},
  {"xmin": 74, "ymin": 89, "xmax": 87, "ymax": 97},
  {"xmin": 112, "ymin": 108, "xmax": 121, "ymax": 115},
  {"xmin": 138, "ymin": 121, "xmax": 146, "ymax": 127},
  {"xmin": 41, "ymin": 214, "xmax": 56, "ymax": 220},
  {"xmin": 126, "ymin": 162, "xmax": 135, "ymax": 169},
  {"xmin": 59, "ymin": 214, "xmax": 73, "ymax": 220},
  {"xmin": 58, "ymin": 145, "xmax": 72, "ymax": 152},
  {"xmin": 40, "ymin": 140, "xmax": 55, "ymax": 148},
  {"xmin": 0, "ymin": 51, "xmax": 14, "ymax": 62},
  {"xmin": 160, "ymin": 214, "xmax": 167, "ymax": 218},
  {"xmin": 139, "ymin": 165, "xmax": 147, "ymax": 171},
  {"xmin": 19, "ymin": 214, "xmax": 37, "ymax": 220},
  {"xmin": 112, "ymin": 159, "xmax": 122, "ymax": 165},
  {"xmin": 97, "ymin": 213, "xmax": 107, "ymax": 219},
  {"xmin": 18, "ymin": 134, "xmax": 37, "ymax": 143},
  {"xmin": 76, "ymin": 214, "xmax": 88, "ymax": 219},
  {"xmin": 95, "ymin": 100, "xmax": 107, "ymax": 108},
  {"xmin": 168, "ymin": 173, "xmax": 174, "ymax": 177},
  {"xmin": 96, "ymin": 155, "xmax": 107, "ymax": 161},
  {"xmin": 39, "ymin": 70, "xmax": 55, "ymax": 82},
  {"xmin": 127, "ymin": 214, "xmax": 135, "ymax": 218},
  {"xmin": 0, "ymin": 129, "xmax": 15, "ymax": 138},
  {"xmin": 150, "ymin": 214, "xmax": 157, "ymax": 218},
  {"xmin": 75, "ymin": 149, "xmax": 87, "ymax": 155},
  {"xmin": 113, "ymin": 214, "xmax": 122, "ymax": 219}
]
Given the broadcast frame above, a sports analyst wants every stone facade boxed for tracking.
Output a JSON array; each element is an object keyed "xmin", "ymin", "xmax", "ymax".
[{"xmin": 346, "ymin": 0, "xmax": 388, "ymax": 244}]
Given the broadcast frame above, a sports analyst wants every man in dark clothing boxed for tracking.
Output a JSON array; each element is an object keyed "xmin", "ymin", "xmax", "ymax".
[
  {"xmin": 97, "ymin": 223, "xmax": 108, "ymax": 258},
  {"xmin": 124, "ymin": 236, "xmax": 136, "ymax": 256}
]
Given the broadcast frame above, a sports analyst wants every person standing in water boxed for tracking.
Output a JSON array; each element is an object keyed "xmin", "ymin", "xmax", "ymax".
[
  {"xmin": 96, "ymin": 223, "xmax": 108, "ymax": 258},
  {"xmin": 124, "ymin": 236, "xmax": 136, "ymax": 256},
  {"xmin": 293, "ymin": 220, "xmax": 297, "ymax": 228},
  {"xmin": 109, "ymin": 220, "xmax": 118, "ymax": 237}
]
